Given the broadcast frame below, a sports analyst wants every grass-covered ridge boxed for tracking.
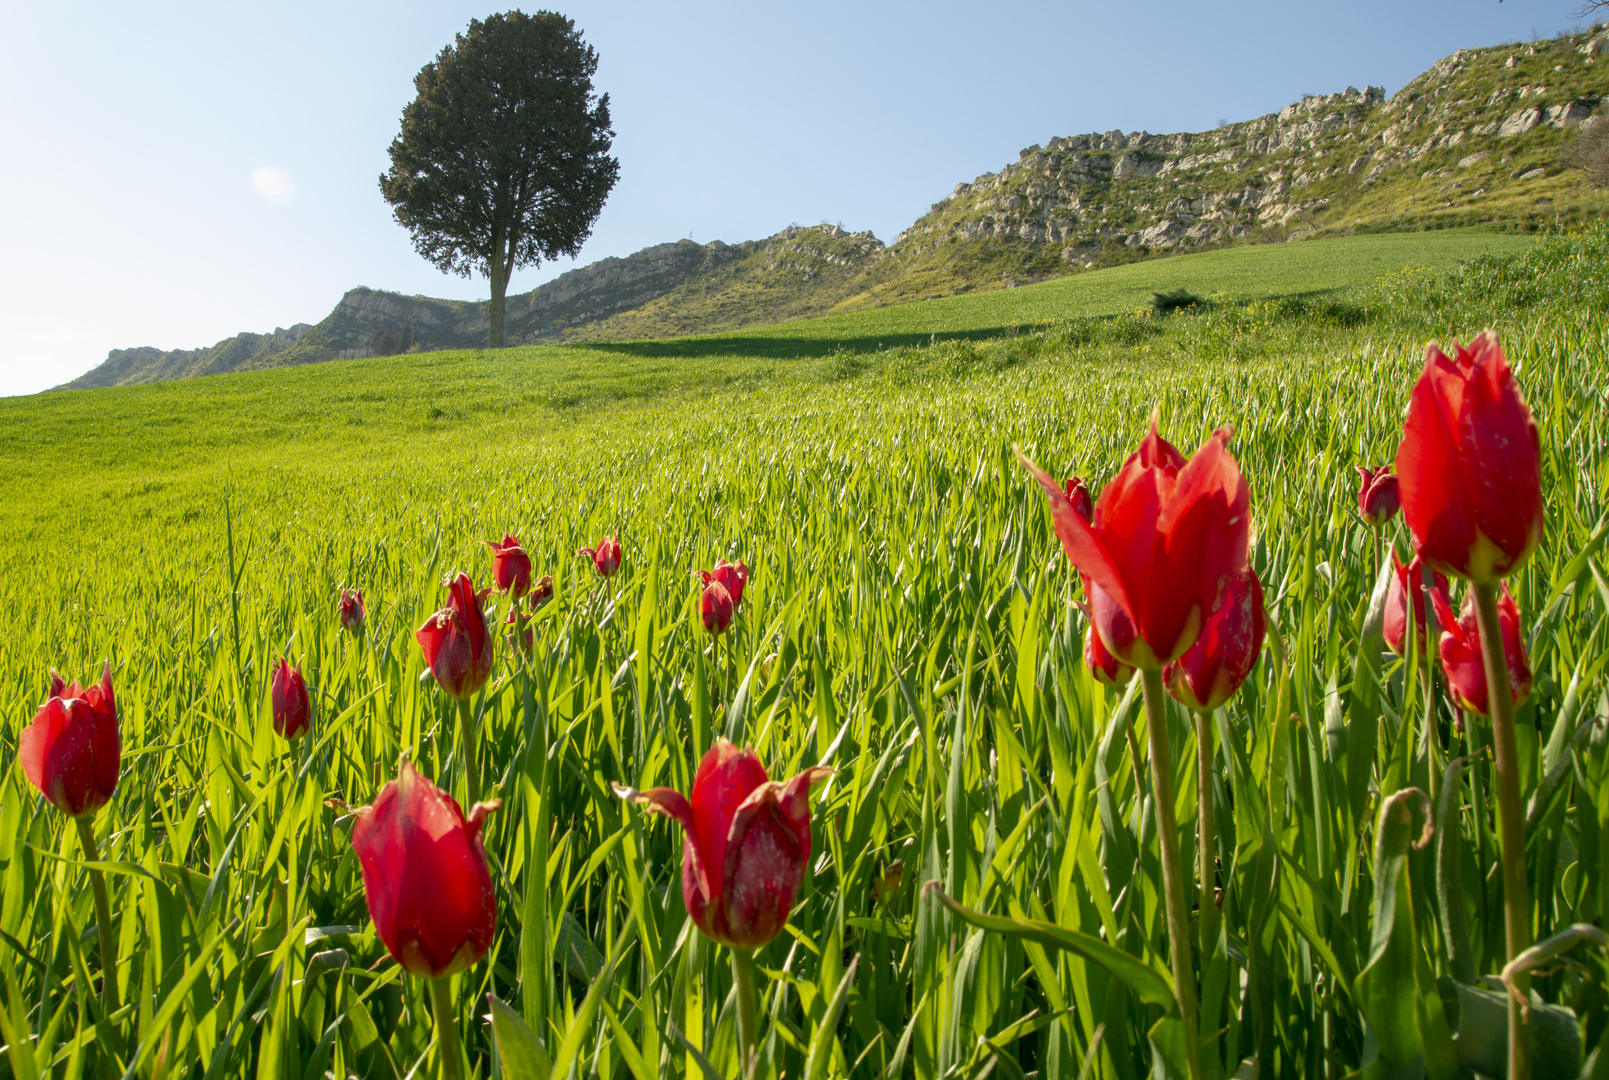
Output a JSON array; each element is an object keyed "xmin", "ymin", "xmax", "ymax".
[
  {"xmin": 0, "ymin": 225, "xmax": 1607, "ymax": 1077},
  {"xmin": 13, "ymin": 227, "xmax": 1531, "ymax": 495}
]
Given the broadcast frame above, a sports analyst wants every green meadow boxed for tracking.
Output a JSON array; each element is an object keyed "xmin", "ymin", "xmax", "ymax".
[{"xmin": 1, "ymin": 224, "xmax": 1608, "ymax": 1078}]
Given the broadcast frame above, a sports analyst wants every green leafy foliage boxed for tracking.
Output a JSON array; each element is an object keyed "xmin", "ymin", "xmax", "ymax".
[{"xmin": 380, "ymin": 11, "xmax": 619, "ymax": 346}]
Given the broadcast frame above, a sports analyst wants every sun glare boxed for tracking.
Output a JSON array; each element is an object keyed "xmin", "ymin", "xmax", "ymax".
[{"xmin": 251, "ymin": 166, "xmax": 296, "ymax": 204}]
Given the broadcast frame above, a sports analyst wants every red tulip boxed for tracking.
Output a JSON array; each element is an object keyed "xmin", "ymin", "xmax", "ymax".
[
  {"xmin": 1432, "ymin": 585, "xmax": 1532, "ymax": 718},
  {"xmin": 701, "ymin": 580, "xmax": 735, "ymax": 636},
  {"xmin": 530, "ymin": 575, "xmax": 555, "ymax": 611},
  {"xmin": 271, "ymin": 658, "xmax": 312, "ymax": 741},
  {"xmin": 1085, "ymin": 622, "xmax": 1135, "ymax": 686},
  {"xmin": 1396, "ymin": 332, "xmax": 1544, "ymax": 584},
  {"xmin": 1163, "ymin": 568, "xmax": 1266, "ymax": 711},
  {"xmin": 614, "ymin": 739, "xmax": 831, "ymax": 949},
  {"xmin": 1020, "ymin": 420, "xmax": 1250, "ymax": 669},
  {"xmin": 416, "ymin": 573, "xmax": 494, "ymax": 701},
  {"xmin": 349, "ymin": 759, "xmax": 500, "ymax": 978},
  {"xmin": 19, "ymin": 664, "xmax": 120, "ymax": 818},
  {"xmin": 702, "ymin": 560, "xmax": 751, "ymax": 609},
  {"xmin": 482, "ymin": 534, "xmax": 533, "ymax": 598},
  {"xmin": 1383, "ymin": 550, "xmax": 1452, "ymax": 658},
  {"xmin": 338, "ymin": 589, "xmax": 366, "ymax": 633},
  {"xmin": 1063, "ymin": 477, "xmax": 1094, "ymax": 523},
  {"xmin": 579, "ymin": 536, "xmax": 622, "ymax": 578},
  {"xmin": 1356, "ymin": 466, "xmax": 1401, "ymax": 528}
]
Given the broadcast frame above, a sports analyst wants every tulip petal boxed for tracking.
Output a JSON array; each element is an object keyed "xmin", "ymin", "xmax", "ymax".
[
  {"xmin": 1016, "ymin": 448, "xmax": 1137, "ymax": 623},
  {"xmin": 1399, "ymin": 342, "xmax": 1482, "ymax": 576},
  {"xmin": 1431, "ymin": 590, "xmax": 1465, "ymax": 651},
  {"xmin": 1157, "ymin": 429, "xmax": 1249, "ymax": 615},
  {"xmin": 1458, "ymin": 332, "xmax": 1545, "ymax": 577},
  {"xmin": 350, "ymin": 759, "xmax": 497, "ymax": 979},
  {"xmin": 690, "ymin": 740, "xmax": 769, "ymax": 899},
  {"xmin": 18, "ymin": 698, "xmax": 68, "ymax": 808},
  {"xmin": 718, "ymin": 767, "xmax": 831, "ymax": 949}
]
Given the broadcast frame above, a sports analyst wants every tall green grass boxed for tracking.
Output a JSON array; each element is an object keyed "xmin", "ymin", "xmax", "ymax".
[{"xmin": 0, "ymin": 225, "xmax": 1607, "ymax": 1078}]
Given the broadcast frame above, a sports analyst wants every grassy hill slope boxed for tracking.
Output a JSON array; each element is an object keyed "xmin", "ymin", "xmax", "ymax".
[
  {"xmin": 605, "ymin": 227, "xmax": 1531, "ymax": 355},
  {"xmin": 3, "ymin": 225, "xmax": 1579, "ymax": 514}
]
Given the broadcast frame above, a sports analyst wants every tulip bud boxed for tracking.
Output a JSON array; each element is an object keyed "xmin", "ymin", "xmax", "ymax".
[
  {"xmin": 482, "ymin": 534, "xmax": 533, "ymax": 598},
  {"xmin": 702, "ymin": 560, "xmax": 750, "ymax": 609},
  {"xmin": 1163, "ymin": 568, "xmax": 1266, "ymax": 711},
  {"xmin": 701, "ymin": 580, "xmax": 735, "ymax": 636},
  {"xmin": 19, "ymin": 663, "xmax": 120, "ymax": 818},
  {"xmin": 271, "ymin": 658, "xmax": 312, "ymax": 741},
  {"xmin": 579, "ymin": 536, "xmax": 622, "ymax": 578},
  {"xmin": 1433, "ymin": 585, "xmax": 1532, "ymax": 718},
  {"xmin": 1397, "ymin": 332, "xmax": 1544, "ymax": 584},
  {"xmin": 1062, "ymin": 477, "xmax": 1094, "ymax": 523},
  {"xmin": 1355, "ymin": 466, "xmax": 1401, "ymax": 528},
  {"xmin": 338, "ymin": 589, "xmax": 366, "ymax": 634},
  {"xmin": 349, "ymin": 759, "xmax": 499, "ymax": 978},
  {"xmin": 530, "ymin": 575, "xmax": 555, "ymax": 611},
  {"xmin": 614, "ymin": 739, "xmax": 831, "ymax": 949},
  {"xmin": 416, "ymin": 573, "xmax": 495, "ymax": 701},
  {"xmin": 1383, "ymin": 551, "xmax": 1452, "ymax": 658}
]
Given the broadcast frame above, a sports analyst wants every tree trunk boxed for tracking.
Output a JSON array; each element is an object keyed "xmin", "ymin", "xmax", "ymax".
[{"xmin": 488, "ymin": 224, "xmax": 508, "ymax": 349}]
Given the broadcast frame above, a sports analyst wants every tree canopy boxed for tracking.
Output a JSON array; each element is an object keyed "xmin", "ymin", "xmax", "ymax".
[{"xmin": 380, "ymin": 11, "xmax": 619, "ymax": 348}]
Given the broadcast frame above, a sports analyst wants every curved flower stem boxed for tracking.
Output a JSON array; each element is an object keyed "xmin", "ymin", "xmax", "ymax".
[
  {"xmin": 1471, "ymin": 582, "xmax": 1531, "ymax": 1080},
  {"xmin": 731, "ymin": 946, "xmax": 759, "ymax": 1078},
  {"xmin": 1196, "ymin": 709, "xmax": 1217, "ymax": 963},
  {"xmin": 456, "ymin": 699, "xmax": 480, "ymax": 808},
  {"xmin": 1141, "ymin": 668, "xmax": 1203, "ymax": 1080},
  {"xmin": 429, "ymin": 976, "xmax": 464, "ymax": 1080},
  {"xmin": 74, "ymin": 815, "xmax": 119, "ymax": 1015}
]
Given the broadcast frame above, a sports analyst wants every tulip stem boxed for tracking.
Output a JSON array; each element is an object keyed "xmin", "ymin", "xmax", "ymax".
[
  {"xmin": 456, "ymin": 699, "xmax": 480, "ymax": 808},
  {"xmin": 1140, "ymin": 668, "xmax": 1202, "ymax": 1080},
  {"xmin": 428, "ymin": 976, "xmax": 464, "ymax": 1080},
  {"xmin": 1196, "ymin": 710, "xmax": 1217, "ymax": 964},
  {"xmin": 731, "ymin": 947, "xmax": 759, "ymax": 1078},
  {"xmin": 74, "ymin": 815, "xmax": 119, "ymax": 1014},
  {"xmin": 1471, "ymin": 581, "xmax": 1531, "ymax": 1080}
]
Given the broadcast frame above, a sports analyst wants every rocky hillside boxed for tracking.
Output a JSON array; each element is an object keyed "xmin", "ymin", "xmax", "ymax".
[
  {"xmin": 856, "ymin": 27, "xmax": 1608, "ymax": 303},
  {"xmin": 62, "ymin": 27, "xmax": 1609, "ymax": 389}
]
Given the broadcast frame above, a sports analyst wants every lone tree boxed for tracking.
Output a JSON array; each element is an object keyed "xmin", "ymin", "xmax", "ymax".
[{"xmin": 381, "ymin": 11, "xmax": 619, "ymax": 348}]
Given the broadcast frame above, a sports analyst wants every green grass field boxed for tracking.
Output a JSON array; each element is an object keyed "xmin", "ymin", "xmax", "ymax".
[
  {"xmin": 579, "ymin": 227, "xmax": 1534, "ymax": 359},
  {"xmin": 1, "ymin": 224, "xmax": 1607, "ymax": 1079},
  {"xmin": 740, "ymin": 227, "xmax": 1534, "ymax": 344}
]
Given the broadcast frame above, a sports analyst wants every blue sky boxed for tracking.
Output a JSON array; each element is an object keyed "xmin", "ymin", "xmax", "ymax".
[{"xmin": 0, "ymin": 0, "xmax": 1595, "ymax": 395}]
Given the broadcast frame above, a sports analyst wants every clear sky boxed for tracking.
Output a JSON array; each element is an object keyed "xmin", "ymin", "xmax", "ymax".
[{"xmin": 0, "ymin": 0, "xmax": 1595, "ymax": 396}]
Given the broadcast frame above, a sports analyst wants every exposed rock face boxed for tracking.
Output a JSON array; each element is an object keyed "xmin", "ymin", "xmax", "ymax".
[
  {"xmin": 1500, "ymin": 107, "xmax": 1544, "ymax": 136},
  {"xmin": 892, "ymin": 32, "xmax": 1604, "ymax": 262},
  {"xmin": 65, "ymin": 324, "xmax": 316, "ymax": 389}
]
